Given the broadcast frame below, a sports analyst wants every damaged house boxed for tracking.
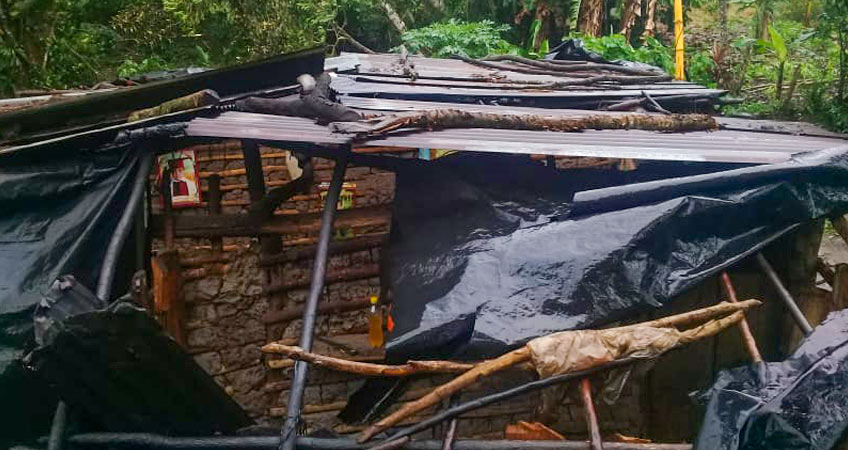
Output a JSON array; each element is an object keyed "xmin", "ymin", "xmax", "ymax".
[{"xmin": 3, "ymin": 45, "xmax": 848, "ymax": 450}]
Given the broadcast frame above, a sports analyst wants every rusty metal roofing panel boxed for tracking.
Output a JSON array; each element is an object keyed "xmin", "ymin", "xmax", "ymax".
[
  {"xmin": 332, "ymin": 78, "xmax": 725, "ymax": 101},
  {"xmin": 185, "ymin": 112, "xmax": 847, "ymax": 164}
]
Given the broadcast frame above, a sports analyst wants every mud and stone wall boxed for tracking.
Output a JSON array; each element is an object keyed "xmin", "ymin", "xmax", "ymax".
[{"xmin": 149, "ymin": 140, "xmax": 649, "ymax": 440}]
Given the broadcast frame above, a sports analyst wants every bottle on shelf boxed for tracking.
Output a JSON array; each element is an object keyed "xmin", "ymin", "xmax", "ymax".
[{"xmin": 368, "ymin": 295, "xmax": 384, "ymax": 348}]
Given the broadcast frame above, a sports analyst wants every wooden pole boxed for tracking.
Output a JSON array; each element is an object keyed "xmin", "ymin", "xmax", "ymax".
[
  {"xmin": 579, "ymin": 378, "xmax": 604, "ymax": 450},
  {"xmin": 207, "ymin": 174, "xmax": 223, "ymax": 254},
  {"xmin": 673, "ymin": 0, "xmax": 685, "ymax": 81},
  {"xmin": 359, "ymin": 347, "xmax": 532, "ymax": 442},
  {"xmin": 720, "ymin": 272, "xmax": 763, "ymax": 362},
  {"xmin": 152, "ymin": 166, "xmax": 184, "ymax": 345},
  {"xmin": 261, "ymin": 343, "xmax": 474, "ymax": 376}
]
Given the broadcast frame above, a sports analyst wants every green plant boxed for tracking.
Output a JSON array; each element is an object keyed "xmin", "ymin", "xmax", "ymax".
[
  {"xmin": 398, "ymin": 19, "xmax": 515, "ymax": 58},
  {"xmin": 576, "ymin": 33, "xmax": 673, "ymax": 73},
  {"xmin": 116, "ymin": 56, "xmax": 170, "ymax": 78},
  {"xmin": 687, "ymin": 50, "xmax": 716, "ymax": 86}
]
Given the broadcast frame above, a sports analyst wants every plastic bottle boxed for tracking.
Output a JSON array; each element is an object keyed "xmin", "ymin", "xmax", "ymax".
[{"xmin": 368, "ymin": 295, "xmax": 384, "ymax": 348}]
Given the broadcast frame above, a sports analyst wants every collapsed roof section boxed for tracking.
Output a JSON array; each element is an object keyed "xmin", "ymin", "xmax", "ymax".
[{"xmin": 179, "ymin": 52, "xmax": 847, "ymax": 165}]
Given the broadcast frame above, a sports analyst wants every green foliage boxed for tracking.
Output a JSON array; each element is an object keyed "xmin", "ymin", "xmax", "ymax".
[
  {"xmin": 687, "ymin": 50, "xmax": 716, "ymax": 87},
  {"xmin": 577, "ymin": 34, "xmax": 674, "ymax": 73},
  {"xmin": 398, "ymin": 20, "xmax": 515, "ymax": 58},
  {"xmin": 0, "ymin": 0, "xmax": 332, "ymax": 95},
  {"xmin": 765, "ymin": 25, "xmax": 788, "ymax": 62}
]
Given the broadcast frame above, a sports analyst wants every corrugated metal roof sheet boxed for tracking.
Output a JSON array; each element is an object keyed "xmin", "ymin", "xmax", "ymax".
[
  {"xmin": 186, "ymin": 111, "xmax": 847, "ymax": 164},
  {"xmin": 184, "ymin": 53, "xmax": 846, "ymax": 164},
  {"xmin": 332, "ymin": 77, "xmax": 724, "ymax": 102}
]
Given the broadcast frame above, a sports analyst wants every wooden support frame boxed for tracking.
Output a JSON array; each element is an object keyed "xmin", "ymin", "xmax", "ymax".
[{"xmin": 242, "ymin": 139, "xmax": 282, "ymax": 255}]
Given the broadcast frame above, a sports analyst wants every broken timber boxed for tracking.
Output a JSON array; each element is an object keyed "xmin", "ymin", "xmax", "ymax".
[{"xmin": 358, "ymin": 302, "xmax": 757, "ymax": 441}]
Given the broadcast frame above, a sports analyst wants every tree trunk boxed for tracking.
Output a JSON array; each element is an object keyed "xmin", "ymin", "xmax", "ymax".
[
  {"xmin": 578, "ymin": 0, "xmax": 603, "ymax": 37},
  {"xmin": 776, "ymin": 60, "xmax": 785, "ymax": 101},
  {"xmin": 719, "ymin": 0, "xmax": 729, "ymax": 45},
  {"xmin": 642, "ymin": 0, "xmax": 659, "ymax": 38},
  {"xmin": 381, "ymin": 1, "xmax": 407, "ymax": 34},
  {"xmin": 620, "ymin": 0, "xmax": 643, "ymax": 41},
  {"xmin": 758, "ymin": 8, "xmax": 771, "ymax": 41},
  {"xmin": 840, "ymin": 28, "xmax": 846, "ymax": 102}
]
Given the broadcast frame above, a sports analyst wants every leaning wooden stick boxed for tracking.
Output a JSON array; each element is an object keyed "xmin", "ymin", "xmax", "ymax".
[
  {"xmin": 261, "ymin": 343, "xmax": 474, "ymax": 376},
  {"xmin": 358, "ymin": 301, "xmax": 759, "ymax": 442}
]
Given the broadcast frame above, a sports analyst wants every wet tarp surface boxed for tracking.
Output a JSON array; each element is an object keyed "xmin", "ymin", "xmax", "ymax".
[
  {"xmin": 384, "ymin": 147, "xmax": 848, "ymax": 360},
  {"xmin": 26, "ymin": 300, "xmax": 253, "ymax": 435},
  {"xmin": 693, "ymin": 308, "xmax": 848, "ymax": 450},
  {"xmin": 0, "ymin": 140, "xmax": 142, "ymax": 444}
]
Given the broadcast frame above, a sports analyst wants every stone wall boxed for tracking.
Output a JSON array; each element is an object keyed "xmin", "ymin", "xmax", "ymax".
[{"xmin": 150, "ymin": 140, "xmax": 646, "ymax": 440}]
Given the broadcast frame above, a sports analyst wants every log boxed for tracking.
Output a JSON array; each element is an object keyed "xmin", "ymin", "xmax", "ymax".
[
  {"xmin": 262, "ymin": 343, "xmax": 474, "ymax": 375},
  {"xmin": 128, "ymin": 89, "xmax": 219, "ymax": 122},
  {"xmin": 335, "ymin": 109, "xmax": 718, "ymax": 140}
]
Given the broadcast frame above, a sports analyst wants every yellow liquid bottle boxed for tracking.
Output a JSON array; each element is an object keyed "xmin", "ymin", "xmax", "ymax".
[{"xmin": 368, "ymin": 295, "xmax": 384, "ymax": 348}]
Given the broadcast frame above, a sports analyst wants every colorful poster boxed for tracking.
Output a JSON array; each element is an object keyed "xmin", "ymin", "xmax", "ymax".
[{"xmin": 157, "ymin": 150, "xmax": 201, "ymax": 208}]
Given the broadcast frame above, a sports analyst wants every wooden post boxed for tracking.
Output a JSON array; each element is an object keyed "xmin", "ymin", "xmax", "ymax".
[
  {"xmin": 579, "ymin": 378, "xmax": 604, "ymax": 450},
  {"xmin": 720, "ymin": 272, "xmax": 763, "ymax": 362},
  {"xmin": 242, "ymin": 139, "xmax": 281, "ymax": 255},
  {"xmin": 673, "ymin": 0, "xmax": 685, "ymax": 81},
  {"xmin": 207, "ymin": 174, "xmax": 223, "ymax": 254},
  {"xmin": 152, "ymin": 167, "xmax": 185, "ymax": 345}
]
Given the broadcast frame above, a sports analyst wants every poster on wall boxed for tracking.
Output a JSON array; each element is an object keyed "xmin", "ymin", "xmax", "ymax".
[{"xmin": 157, "ymin": 150, "xmax": 201, "ymax": 208}]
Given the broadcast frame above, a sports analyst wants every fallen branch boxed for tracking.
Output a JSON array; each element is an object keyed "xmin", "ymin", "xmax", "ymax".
[
  {"xmin": 379, "ymin": 357, "xmax": 638, "ymax": 446},
  {"xmin": 358, "ymin": 300, "xmax": 759, "ymax": 441},
  {"xmin": 334, "ymin": 25, "xmax": 376, "ymax": 54},
  {"xmin": 262, "ymin": 343, "xmax": 474, "ymax": 375},
  {"xmin": 332, "ymin": 109, "xmax": 719, "ymax": 139}
]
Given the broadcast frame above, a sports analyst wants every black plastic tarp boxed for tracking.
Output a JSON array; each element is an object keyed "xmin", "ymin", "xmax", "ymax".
[
  {"xmin": 693, "ymin": 308, "xmax": 848, "ymax": 450},
  {"xmin": 384, "ymin": 147, "xmax": 848, "ymax": 361},
  {"xmin": 0, "ymin": 139, "xmax": 143, "ymax": 445}
]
